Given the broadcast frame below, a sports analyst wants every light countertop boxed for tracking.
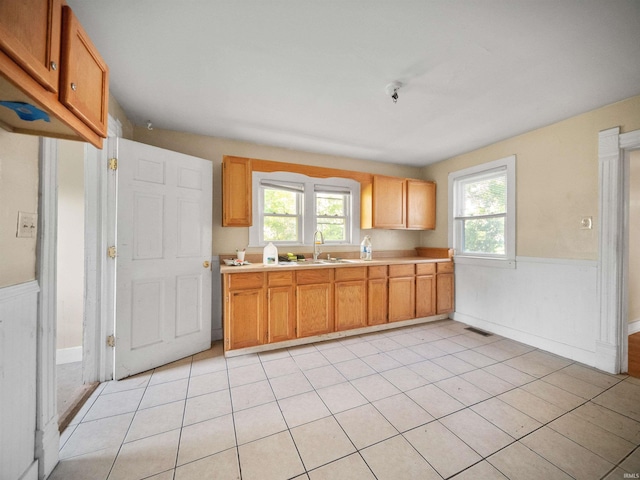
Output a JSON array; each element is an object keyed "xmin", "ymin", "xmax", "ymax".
[{"xmin": 220, "ymin": 256, "xmax": 451, "ymax": 274}]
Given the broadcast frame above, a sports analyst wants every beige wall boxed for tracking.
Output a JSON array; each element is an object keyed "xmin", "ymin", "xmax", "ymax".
[
  {"xmin": 629, "ymin": 150, "xmax": 640, "ymax": 325},
  {"xmin": 421, "ymin": 95, "xmax": 640, "ymax": 260},
  {"xmin": 133, "ymin": 128, "xmax": 425, "ymax": 255},
  {"xmin": 0, "ymin": 131, "xmax": 39, "ymax": 288},
  {"xmin": 56, "ymin": 140, "xmax": 85, "ymax": 349}
]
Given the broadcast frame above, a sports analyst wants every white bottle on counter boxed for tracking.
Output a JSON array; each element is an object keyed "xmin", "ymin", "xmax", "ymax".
[
  {"xmin": 360, "ymin": 235, "xmax": 372, "ymax": 260},
  {"xmin": 263, "ymin": 242, "xmax": 278, "ymax": 266}
]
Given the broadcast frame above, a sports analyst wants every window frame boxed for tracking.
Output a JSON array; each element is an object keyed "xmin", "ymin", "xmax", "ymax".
[
  {"xmin": 448, "ymin": 155, "xmax": 516, "ymax": 267},
  {"xmin": 249, "ymin": 171, "xmax": 360, "ymax": 248}
]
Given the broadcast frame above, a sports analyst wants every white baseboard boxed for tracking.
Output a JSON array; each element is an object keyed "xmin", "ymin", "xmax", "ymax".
[
  {"xmin": 56, "ymin": 346, "xmax": 82, "ymax": 365},
  {"xmin": 453, "ymin": 312, "xmax": 597, "ymax": 367},
  {"xmin": 629, "ymin": 320, "xmax": 640, "ymax": 335}
]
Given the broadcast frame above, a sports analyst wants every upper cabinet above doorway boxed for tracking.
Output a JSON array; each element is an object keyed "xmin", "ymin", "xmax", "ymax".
[{"xmin": 0, "ymin": 0, "xmax": 109, "ymax": 148}]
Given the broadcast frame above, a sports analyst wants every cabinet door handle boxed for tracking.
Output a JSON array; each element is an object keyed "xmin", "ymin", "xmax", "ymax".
[
  {"xmin": 50, "ymin": 61, "xmax": 57, "ymax": 71},
  {"xmin": 70, "ymin": 82, "xmax": 77, "ymax": 91}
]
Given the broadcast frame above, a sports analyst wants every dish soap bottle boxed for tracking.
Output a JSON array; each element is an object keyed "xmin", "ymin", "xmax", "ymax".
[
  {"xmin": 263, "ymin": 242, "xmax": 278, "ymax": 266},
  {"xmin": 360, "ymin": 235, "xmax": 372, "ymax": 260}
]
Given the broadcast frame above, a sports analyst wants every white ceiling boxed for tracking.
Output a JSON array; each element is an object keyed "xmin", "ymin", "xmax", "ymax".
[{"xmin": 68, "ymin": 0, "xmax": 640, "ymax": 166}]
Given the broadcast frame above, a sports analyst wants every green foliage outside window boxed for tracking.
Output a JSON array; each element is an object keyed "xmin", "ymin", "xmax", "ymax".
[
  {"xmin": 263, "ymin": 188, "xmax": 299, "ymax": 242},
  {"xmin": 316, "ymin": 192, "xmax": 347, "ymax": 241},
  {"xmin": 461, "ymin": 175, "xmax": 506, "ymax": 254}
]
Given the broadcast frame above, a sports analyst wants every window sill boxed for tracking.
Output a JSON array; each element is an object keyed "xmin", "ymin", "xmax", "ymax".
[{"xmin": 453, "ymin": 256, "xmax": 516, "ymax": 269}]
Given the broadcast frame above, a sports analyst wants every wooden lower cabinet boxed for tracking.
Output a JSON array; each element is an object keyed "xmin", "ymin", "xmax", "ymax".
[
  {"xmin": 388, "ymin": 264, "xmax": 416, "ymax": 322},
  {"xmin": 367, "ymin": 265, "xmax": 388, "ymax": 325},
  {"xmin": 223, "ymin": 260, "xmax": 453, "ymax": 352},
  {"xmin": 416, "ymin": 263, "xmax": 436, "ymax": 317},
  {"xmin": 227, "ymin": 288, "xmax": 264, "ymax": 349},
  {"xmin": 296, "ymin": 269, "xmax": 333, "ymax": 337},
  {"xmin": 334, "ymin": 267, "xmax": 367, "ymax": 331},
  {"xmin": 296, "ymin": 283, "xmax": 333, "ymax": 337},
  {"xmin": 436, "ymin": 272, "xmax": 455, "ymax": 314},
  {"xmin": 388, "ymin": 276, "xmax": 416, "ymax": 322},
  {"xmin": 267, "ymin": 285, "xmax": 295, "ymax": 342},
  {"xmin": 436, "ymin": 261, "xmax": 455, "ymax": 314},
  {"xmin": 266, "ymin": 271, "xmax": 295, "ymax": 343},
  {"xmin": 367, "ymin": 278, "xmax": 388, "ymax": 325},
  {"xmin": 335, "ymin": 280, "xmax": 367, "ymax": 331}
]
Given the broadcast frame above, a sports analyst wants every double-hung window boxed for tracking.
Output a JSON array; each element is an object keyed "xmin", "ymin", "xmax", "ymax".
[
  {"xmin": 314, "ymin": 185, "xmax": 351, "ymax": 243},
  {"xmin": 449, "ymin": 155, "xmax": 516, "ymax": 265},
  {"xmin": 260, "ymin": 180, "xmax": 303, "ymax": 244},
  {"xmin": 249, "ymin": 171, "xmax": 360, "ymax": 247}
]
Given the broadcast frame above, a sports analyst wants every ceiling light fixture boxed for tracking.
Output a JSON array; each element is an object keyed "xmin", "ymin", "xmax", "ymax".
[{"xmin": 385, "ymin": 81, "xmax": 403, "ymax": 104}]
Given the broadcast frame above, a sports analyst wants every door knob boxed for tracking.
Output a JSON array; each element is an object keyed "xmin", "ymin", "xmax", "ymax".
[{"xmin": 203, "ymin": 261, "xmax": 210, "ymax": 268}]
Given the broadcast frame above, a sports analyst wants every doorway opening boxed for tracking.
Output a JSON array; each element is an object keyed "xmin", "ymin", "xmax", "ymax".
[
  {"xmin": 627, "ymin": 149, "xmax": 640, "ymax": 377},
  {"xmin": 55, "ymin": 139, "xmax": 99, "ymax": 431}
]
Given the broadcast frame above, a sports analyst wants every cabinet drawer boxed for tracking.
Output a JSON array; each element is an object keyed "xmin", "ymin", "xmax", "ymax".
[
  {"xmin": 297, "ymin": 268, "xmax": 333, "ymax": 285},
  {"xmin": 416, "ymin": 263, "xmax": 436, "ymax": 275},
  {"xmin": 437, "ymin": 262, "xmax": 454, "ymax": 274},
  {"xmin": 268, "ymin": 271, "xmax": 293, "ymax": 286},
  {"xmin": 335, "ymin": 266, "xmax": 366, "ymax": 282},
  {"xmin": 228, "ymin": 272, "xmax": 264, "ymax": 290},
  {"xmin": 368, "ymin": 265, "xmax": 387, "ymax": 279},
  {"xmin": 389, "ymin": 264, "xmax": 415, "ymax": 277}
]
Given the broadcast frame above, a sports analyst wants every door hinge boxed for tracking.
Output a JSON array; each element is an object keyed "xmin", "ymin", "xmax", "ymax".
[
  {"xmin": 107, "ymin": 246, "xmax": 117, "ymax": 258},
  {"xmin": 106, "ymin": 335, "xmax": 116, "ymax": 347},
  {"xmin": 108, "ymin": 158, "xmax": 118, "ymax": 170}
]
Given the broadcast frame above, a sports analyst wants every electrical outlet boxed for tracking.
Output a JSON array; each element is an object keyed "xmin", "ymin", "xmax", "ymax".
[
  {"xmin": 580, "ymin": 216, "xmax": 593, "ymax": 230},
  {"xmin": 17, "ymin": 211, "xmax": 37, "ymax": 238}
]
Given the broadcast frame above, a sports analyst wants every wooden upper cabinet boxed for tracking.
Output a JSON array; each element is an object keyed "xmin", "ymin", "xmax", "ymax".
[
  {"xmin": 0, "ymin": 0, "xmax": 107, "ymax": 147},
  {"xmin": 223, "ymin": 156, "xmax": 252, "ymax": 227},
  {"xmin": 371, "ymin": 175, "xmax": 406, "ymax": 229},
  {"xmin": 362, "ymin": 175, "xmax": 436, "ymax": 230},
  {"xmin": 407, "ymin": 179, "xmax": 436, "ymax": 230},
  {"xmin": 60, "ymin": 6, "xmax": 108, "ymax": 137},
  {"xmin": 0, "ymin": 0, "xmax": 61, "ymax": 93}
]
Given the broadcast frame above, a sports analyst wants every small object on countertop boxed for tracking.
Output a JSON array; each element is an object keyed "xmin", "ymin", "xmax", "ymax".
[
  {"xmin": 236, "ymin": 248, "xmax": 246, "ymax": 262},
  {"xmin": 263, "ymin": 242, "xmax": 278, "ymax": 265},
  {"xmin": 360, "ymin": 235, "xmax": 372, "ymax": 260}
]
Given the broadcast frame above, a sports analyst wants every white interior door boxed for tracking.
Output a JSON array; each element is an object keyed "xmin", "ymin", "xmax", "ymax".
[{"xmin": 114, "ymin": 138, "xmax": 212, "ymax": 379}]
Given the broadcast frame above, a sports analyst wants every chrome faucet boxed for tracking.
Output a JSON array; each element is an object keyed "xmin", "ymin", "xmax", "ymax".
[{"xmin": 313, "ymin": 230, "xmax": 324, "ymax": 261}]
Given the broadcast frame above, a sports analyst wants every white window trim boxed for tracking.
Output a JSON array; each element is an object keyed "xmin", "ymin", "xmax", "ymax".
[
  {"xmin": 448, "ymin": 155, "xmax": 516, "ymax": 268},
  {"xmin": 249, "ymin": 171, "xmax": 360, "ymax": 247}
]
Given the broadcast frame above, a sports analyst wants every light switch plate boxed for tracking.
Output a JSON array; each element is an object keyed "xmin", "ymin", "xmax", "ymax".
[{"xmin": 17, "ymin": 211, "xmax": 37, "ymax": 238}]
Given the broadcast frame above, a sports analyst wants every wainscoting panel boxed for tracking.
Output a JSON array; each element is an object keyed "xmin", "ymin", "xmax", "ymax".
[
  {"xmin": 0, "ymin": 281, "xmax": 40, "ymax": 480},
  {"xmin": 453, "ymin": 256, "xmax": 599, "ymax": 366}
]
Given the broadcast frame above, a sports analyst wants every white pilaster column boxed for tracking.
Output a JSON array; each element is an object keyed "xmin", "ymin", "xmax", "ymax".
[
  {"xmin": 596, "ymin": 127, "xmax": 622, "ymax": 373},
  {"xmin": 35, "ymin": 137, "xmax": 60, "ymax": 478}
]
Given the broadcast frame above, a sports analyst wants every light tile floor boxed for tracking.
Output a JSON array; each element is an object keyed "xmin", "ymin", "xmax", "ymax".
[{"xmin": 51, "ymin": 319, "xmax": 640, "ymax": 480}]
